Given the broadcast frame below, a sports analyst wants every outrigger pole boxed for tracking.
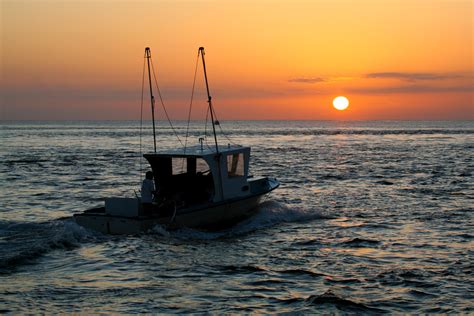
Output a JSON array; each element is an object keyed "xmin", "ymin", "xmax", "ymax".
[
  {"xmin": 145, "ymin": 47, "xmax": 157, "ymax": 153},
  {"xmin": 199, "ymin": 47, "xmax": 219, "ymax": 154}
]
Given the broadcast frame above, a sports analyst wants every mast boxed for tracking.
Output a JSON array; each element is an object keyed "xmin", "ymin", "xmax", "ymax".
[
  {"xmin": 145, "ymin": 47, "xmax": 157, "ymax": 153},
  {"xmin": 199, "ymin": 47, "xmax": 225, "ymax": 200},
  {"xmin": 199, "ymin": 47, "xmax": 219, "ymax": 154}
]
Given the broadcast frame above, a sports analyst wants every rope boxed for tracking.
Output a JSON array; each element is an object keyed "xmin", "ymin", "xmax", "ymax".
[{"xmin": 149, "ymin": 57, "xmax": 184, "ymax": 147}]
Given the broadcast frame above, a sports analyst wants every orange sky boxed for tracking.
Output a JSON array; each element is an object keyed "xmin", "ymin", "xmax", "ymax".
[{"xmin": 1, "ymin": 0, "xmax": 473, "ymax": 120}]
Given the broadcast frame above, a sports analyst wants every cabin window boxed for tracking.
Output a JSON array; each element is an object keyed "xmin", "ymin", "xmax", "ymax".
[
  {"xmin": 196, "ymin": 158, "xmax": 209, "ymax": 174},
  {"xmin": 227, "ymin": 153, "xmax": 244, "ymax": 178},
  {"xmin": 171, "ymin": 157, "xmax": 210, "ymax": 176},
  {"xmin": 172, "ymin": 157, "xmax": 187, "ymax": 175}
]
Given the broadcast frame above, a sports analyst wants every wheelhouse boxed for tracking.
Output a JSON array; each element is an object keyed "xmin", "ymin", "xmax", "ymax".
[{"xmin": 144, "ymin": 145, "xmax": 251, "ymax": 205}]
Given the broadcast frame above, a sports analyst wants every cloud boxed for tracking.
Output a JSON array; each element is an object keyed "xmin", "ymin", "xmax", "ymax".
[
  {"xmin": 352, "ymin": 71, "xmax": 473, "ymax": 94},
  {"xmin": 288, "ymin": 72, "xmax": 469, "ymax": 85},
  {"xmin": 288, "ymin": 77, "xmax": 326, "ymax": 84},
  {"xmin": 0, "ymin": 85, "xmax": 139, "ymax": 102},
  {"xmin": 348, "ymin": 84, "xmax": 473, "ymax": 95},
  {"xmin": 366, "ymin": 72, "xmax": 463, "ymax": 82}
]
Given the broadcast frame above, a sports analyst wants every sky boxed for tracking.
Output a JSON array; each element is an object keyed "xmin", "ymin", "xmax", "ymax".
[{"xmin": 1, "ymin": 0, "xmax": 473, "ymax": 120}]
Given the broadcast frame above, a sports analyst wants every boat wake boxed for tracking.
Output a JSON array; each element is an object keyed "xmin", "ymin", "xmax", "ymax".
[
  {"xmin": 0, "ymin": 219, "xmax": 98, "ymax": 274},
  {"xmin": 1, "ymin": 202, "xmax": 327, "ymax": 271},
  {"xmin": 150, "ymin": 200, "xmax": 328, "ymax": 240}
]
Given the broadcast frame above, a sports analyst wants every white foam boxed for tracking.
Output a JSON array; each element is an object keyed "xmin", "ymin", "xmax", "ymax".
[
  {"xmin": 230, "ymin": 201, "xmax": 329, "ymax": 234},
  {"xmin": 0, "ymin": 218, "xmax": 101, "ymax": 270},
  {"xmin": 149, "ymin": 201, "xmax": 328, "ymax": 240}
]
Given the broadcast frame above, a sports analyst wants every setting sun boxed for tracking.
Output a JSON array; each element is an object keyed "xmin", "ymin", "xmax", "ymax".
[{"xmin": 333, "ymin": 96, "xmax": 349, "ymax": 111}]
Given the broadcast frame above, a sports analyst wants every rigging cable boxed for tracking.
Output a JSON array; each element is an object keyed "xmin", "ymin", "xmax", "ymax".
[
  {"xmin": 203, "ymin": 99, "xmax": 237, "ymax": 148},
  {"xmin": 149, "ymin": 57, "xmax": 184, "ymax": 147},
  {"xmin": 211, "ymin": 105, "xmax": 238, "ymax": 146},
  {"xmin": 184, "ymin": 47, "xmax": 237, "ymax": 152},
  {"xmin": 204, "ymin": 105, "xmax": 213, "ymax": 150},
  {"xmin": 183, "ymin": 50, "xmax": 201, "ymax": 154},
  {"xmin": 139, "ymin": 51, "xmax": 146, "ymax": 185}
]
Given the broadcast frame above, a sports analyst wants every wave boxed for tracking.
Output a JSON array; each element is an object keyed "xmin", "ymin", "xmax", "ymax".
[
  {"xmin": 217, "ymin": 264, "xmax": 267, "ymax": 274},
  {"xmin": 339, "ymin": 237, "xmax": 381, "ymax": 247},
  {"xmin": 305, "ymin": 290, "xmax": 384, "ymax": 313},
  {"xmin": 273, "ymin": 289, "xmax": 384, "ymax": 313},
  {"xmin": 207, "ymin": 264, "xmax": 365, "ymax": 289},
  {"xmin": 3, "ymin": 158, "xmax": 48, "ymax": 165},
  {"xmin": 374, "ymin": 268, "xmax": 438, "ymax": 288},
  {"xmin": 277, "ymin": 268, "xmax": 325, "ymax": 278},
  {"xmin": 240, "ymin": 129, "xmax": 474, "ymax": 137},
  {"xmin": 291, "ymin": 238, "xmax": 322, "ymax": 246},
  {"xmin": 0, "ymin": 219, "xmax": 98, "ymax": 274},
  {"xmin": 150, "ymin": 201, "xmax": 329, "ymax": 240},
  {"xmin": 3, "ymin": 123, "xmax": 473, "ymax": 139}
]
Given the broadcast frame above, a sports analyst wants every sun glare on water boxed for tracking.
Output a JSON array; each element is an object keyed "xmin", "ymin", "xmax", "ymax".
[{"xmin": 333, "ymin": 96, "xmax": 349, "ymax": 111}]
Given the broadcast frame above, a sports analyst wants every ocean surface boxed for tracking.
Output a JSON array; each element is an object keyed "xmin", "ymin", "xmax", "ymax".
[{"xmin": 1, "ymin": 120, "xmax": 473, "ymax": 314}]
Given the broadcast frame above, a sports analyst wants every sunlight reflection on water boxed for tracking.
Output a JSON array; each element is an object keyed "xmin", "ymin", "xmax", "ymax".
[{"xmin": 0, "ymin": 120, "xmax": 473, "ymax": 313}]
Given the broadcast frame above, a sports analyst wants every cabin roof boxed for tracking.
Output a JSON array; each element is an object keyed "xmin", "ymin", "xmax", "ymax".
[{"xmin": 143, "ymin": 144, "xmax": 249, "ymax": 158}]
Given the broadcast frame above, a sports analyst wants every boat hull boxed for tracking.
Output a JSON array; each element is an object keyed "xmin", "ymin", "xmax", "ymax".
[
  {"xmin": 74, "ymin": 194, "xmax": 262, "ymax": 234},
  {"xmin": 172, "ymin": 194, "xmax": 263, "ymax": 229},
  {"xmin": 74, "ymin": 177, "xmax": 278, "ymax": 235}
]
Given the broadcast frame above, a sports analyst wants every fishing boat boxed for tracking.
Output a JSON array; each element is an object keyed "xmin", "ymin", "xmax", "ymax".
[{"xmin": 73, "ymin": 47, "xmax": 279, "ymax": 234}]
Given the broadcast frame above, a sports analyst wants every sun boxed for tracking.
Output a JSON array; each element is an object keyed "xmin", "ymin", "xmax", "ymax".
[{"xmin": 333, "ymin": 96, "xmax": 349, "ymax": 111}]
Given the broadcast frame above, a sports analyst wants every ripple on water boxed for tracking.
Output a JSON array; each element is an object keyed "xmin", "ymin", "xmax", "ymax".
[
  {"xmin": 1, "ymin": 120, "xmax": 473, "ymax": 313},
  {"xmin": 305, "ymin": 290, "xmax": 386, "ymax": 313}
]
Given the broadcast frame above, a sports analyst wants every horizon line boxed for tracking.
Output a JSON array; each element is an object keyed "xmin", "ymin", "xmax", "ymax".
[{"xmin": 1, "ymin": 118, "xmax": 473, "ymax": 123}]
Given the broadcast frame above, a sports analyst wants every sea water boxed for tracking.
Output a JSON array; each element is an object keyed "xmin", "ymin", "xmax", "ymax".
[{"xmin": 0, "ymin": 120, "xmax": 473, "ymax": 313}]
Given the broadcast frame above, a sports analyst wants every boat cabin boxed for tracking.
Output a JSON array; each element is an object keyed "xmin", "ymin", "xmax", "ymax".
[{"xmin": 143, "ymin": 145, "xmax": 251, "ymax": 205}]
